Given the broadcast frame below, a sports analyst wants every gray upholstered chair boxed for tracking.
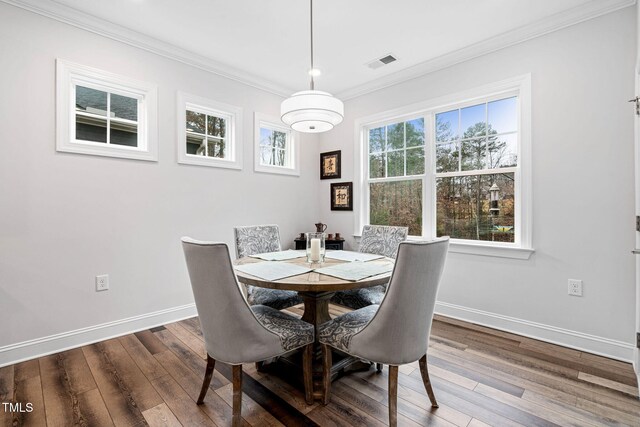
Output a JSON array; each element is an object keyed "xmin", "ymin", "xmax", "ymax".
[
  {"xmin": 181, "ymin": 238, "xmax": 314, "ymax": 424},
  {"xmin": 319, "ymin": 238, "xmax": 449, "ymax": 427},
  {"xmin": 331, "ymin": 225, "xmax": 408, "ymax": 309},
  {"xmin": 234, "ymin": 224, "xmax": 303, "ymax": 310}
]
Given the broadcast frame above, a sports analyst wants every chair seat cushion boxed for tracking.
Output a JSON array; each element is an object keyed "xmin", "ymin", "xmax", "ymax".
[
  {"xmin": 251, "ymin": 305, "xmax": 314, "ymax": 351},
  {"xmin": 318, "ymin": 304, "xmax": 379, "ymax": 352},
  {"xmin": 330, "ymin": 285, "xmax": 386, "ymax": 309},
  {"xmin": 247, "ymin": 288, "xmax": 303, "ymax": 310}
]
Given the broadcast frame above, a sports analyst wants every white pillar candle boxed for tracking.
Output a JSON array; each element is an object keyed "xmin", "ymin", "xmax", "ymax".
[{"xmin": 310, "ymin": 238, "xmax": 321, "ymax": 261}]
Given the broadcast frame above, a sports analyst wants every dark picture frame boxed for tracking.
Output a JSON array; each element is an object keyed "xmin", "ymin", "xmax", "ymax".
[
  {"xmin": 320, "ymin": 150, "xmax": 341, "ymax": 179},
  {"xmin": 331, "ymin": 182, "xmax": 353, "ymax": 211}
]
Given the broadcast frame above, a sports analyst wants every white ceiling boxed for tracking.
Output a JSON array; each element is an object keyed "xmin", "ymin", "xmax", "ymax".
[{"xmin": 17, "ymin": 0, "xmax": 633, "ymax": 96}]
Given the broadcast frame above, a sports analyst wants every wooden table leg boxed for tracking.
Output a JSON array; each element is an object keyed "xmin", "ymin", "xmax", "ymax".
[{"xmin": 298, "ymin": 291, "xmax": 372, "ymax": 401}]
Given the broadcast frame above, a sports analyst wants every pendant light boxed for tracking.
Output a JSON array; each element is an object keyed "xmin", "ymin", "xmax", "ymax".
[{"xmin": 281, "ymin": 0, "xmax": 344, "ymax": 133}]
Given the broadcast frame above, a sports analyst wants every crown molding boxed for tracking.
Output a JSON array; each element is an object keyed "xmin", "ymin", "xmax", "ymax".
[
  {"xmin": 336, "ymin": 0, "xmax": 637, "ymax": 100},
  {"xmin": 2, "ymin": 0, "xmax": 635, "ymax": 101},
  {"xmin": 0, "ymin": 0, "xmax": 294, "ymax": 97}
]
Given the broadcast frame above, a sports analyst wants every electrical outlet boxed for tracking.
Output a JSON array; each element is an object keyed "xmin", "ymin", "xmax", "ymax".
[
  {"xmin": 568, "ymin": 279, "xmax": 582, "ymax": 296},
  {"xmin": 96, "ymin": 274, "xmax": 109, "ymax": 291}
]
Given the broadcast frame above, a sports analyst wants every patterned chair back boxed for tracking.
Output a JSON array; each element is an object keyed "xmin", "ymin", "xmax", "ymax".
[
  {"xmin": 181, "ymin": 238, "xmax": 286, "ymax": 363},
  {"xmin": 350, "ymin": 238, "xmax": 449, "ymax": 365},
  {"xmin": 358, "ymin": 225, "xmax": 409, "ymax": 259},
  {"xmin": 234, "ymin": 224, "xmax": 281, "ymax": 259}
]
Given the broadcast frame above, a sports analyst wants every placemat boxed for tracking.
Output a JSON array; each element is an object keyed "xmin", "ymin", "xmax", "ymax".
[
  {"xmin": 314, "ymin": 262, "xmax": 393, "ymax": 281},
  {"xmin": 324, "ymin": 250, "xmax": 384, "ymax": 262},
  {"xmin": 249, "ymin": 250, "xmax": 306, "ymax": 261},
  {"xmin": 235, "ymin": 262, "xmax": 311, "ymax": 281}
]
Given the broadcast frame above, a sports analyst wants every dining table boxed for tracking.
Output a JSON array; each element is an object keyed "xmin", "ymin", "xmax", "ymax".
[{"xmin": 234, "ymin": 251, "xmax": 394, "ymax": 401}]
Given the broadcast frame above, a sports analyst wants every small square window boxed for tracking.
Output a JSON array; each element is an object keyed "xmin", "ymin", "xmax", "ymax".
[
  {"xmin": 177, "ymin": 93, "xmax": 243, "ymax": 170},
  {"xmin": 56, "ymin": 59, "xmax": 157, "ymax": 161},
  {"xmin": 253, "ymin": 113, "xmax": 299, "ymax": 176}
]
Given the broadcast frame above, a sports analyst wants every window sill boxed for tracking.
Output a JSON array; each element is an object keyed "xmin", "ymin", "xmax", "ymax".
[
  {"xmin": 447, "ymin": 241, "xmax": 534, "ymax": 260},
  {"xmin": 254, "ymin": 164, "xmax": 300, "ymax": 176}
]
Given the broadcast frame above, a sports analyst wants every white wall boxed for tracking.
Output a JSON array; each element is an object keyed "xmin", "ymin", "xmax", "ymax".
[
  {"xmin": 0, "ymin": 3, "xmax": 320, "ymax": 364},
  {"xmin": 320, "ymin": 7, "xmax": 637, "ymax": 359}
]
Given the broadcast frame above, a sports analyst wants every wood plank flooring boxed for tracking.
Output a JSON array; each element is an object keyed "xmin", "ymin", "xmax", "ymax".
[{"xmin": 0, "ymin": 306, "xmax": 638, "ymax": 427}]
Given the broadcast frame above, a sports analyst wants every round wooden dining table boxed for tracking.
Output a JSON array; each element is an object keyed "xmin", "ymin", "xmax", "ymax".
[{"xmin": 234, "ymin": 252, "xmax": 394, "ymax": 400}]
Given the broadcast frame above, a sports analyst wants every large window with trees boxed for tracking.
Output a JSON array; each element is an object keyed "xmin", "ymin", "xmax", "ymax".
[{"xmin": 357, "ymin": 76, "xmax": 532, "ymax": 258}]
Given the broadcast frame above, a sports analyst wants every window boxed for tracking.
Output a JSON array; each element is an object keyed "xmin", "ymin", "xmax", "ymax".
[
  {"xmin": 356, "ymin": 75, "xmax": 532, "ymax": 258},
  {"xmin": 435, "ymin": 97, "xmax": 517, "ymax": 243},
  {"xmin": 254, "ymin": 113, "xmax": 299, "ymax": 176},
  {"xmin": 177, "ymin": 92, "xmax": 242, "ymax": 169},
  {"xmin": 56, "ymin": 59, "xmax": 158, "ymax": 161},
  {"xmin": 368, "ymin": 118, "xmax": 425, "ymax": 235}
]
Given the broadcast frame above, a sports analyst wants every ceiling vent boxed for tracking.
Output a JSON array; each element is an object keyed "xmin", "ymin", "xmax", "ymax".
[{"xmin": 367, "ymin": 54, "xmax": 397, "ymax": 70}]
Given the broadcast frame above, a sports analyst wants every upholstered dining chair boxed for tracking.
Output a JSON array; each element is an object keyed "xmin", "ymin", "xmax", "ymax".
[
  {"xmin": 181, "ymin": 238, "xmax": 314, "ymax": 425},
  {"xmin": 331, "ymin": 225, "xmax": 408, "ymax": 310},
  {"xmin": 319, "ymin": 238, "xmax": 449, "ymax": 427},
  {"xmin": 234, "ymin": 224, "xmax": 303, "ymax": 310}
]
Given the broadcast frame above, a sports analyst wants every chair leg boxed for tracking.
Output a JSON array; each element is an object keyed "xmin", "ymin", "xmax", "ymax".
[
  {"xmin": 302, "ymin": 344, "xmax": 314, "ymax": 405},
  {"xmin": 255, "ymin": 361, "xmax": 265, "ymax": 372},
  {"xmin": 419, "ymin": 354, "xmax": 439, "ymax": 408},
  {"xmin": 376, "ymin": 363, "xmax": 383, "ymax": 373},
  {"xmin": 197, "ymin": 355, "xmax": 216, "ymax": 405},
  {"xmin": 232, "ymin": 364, "xmax": 243, "ymax": 426},
  {"xmin": 321, "ymin": 344, "xmax": 332, "ymax": 405},
  {"xmin": 388, "ymin": 365, "xmax": 398, "ymax": 427}
]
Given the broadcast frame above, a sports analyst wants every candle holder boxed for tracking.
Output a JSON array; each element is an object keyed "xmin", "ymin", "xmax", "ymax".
[{"xmin": 306, "ymin": 232, "xmax": 325, "ymax": 264}]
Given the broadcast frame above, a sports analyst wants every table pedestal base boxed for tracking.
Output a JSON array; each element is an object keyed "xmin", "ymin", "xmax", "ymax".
[{"xmin": 261, "ymin": 291, "xmax": 373, "ymax": 401}]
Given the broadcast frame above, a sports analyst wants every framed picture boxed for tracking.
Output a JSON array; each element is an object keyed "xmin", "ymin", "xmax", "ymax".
[
  {"xmin": 331, "ymin": 182, "xmax": 353, "ymax": 211},
  {"xmin": 320, "ymin": 150, "xmax": 341, "ymax": 179}
]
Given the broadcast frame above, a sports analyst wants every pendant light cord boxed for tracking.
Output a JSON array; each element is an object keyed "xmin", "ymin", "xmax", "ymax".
[{"xmin": 310, "ymin": 0, "xmax": 315, "ymax": 90}]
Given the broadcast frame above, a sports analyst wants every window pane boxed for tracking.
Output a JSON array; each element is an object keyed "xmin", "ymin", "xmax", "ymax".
[
  {"xmin": 436, "ymin": 173, "xmax": 514, "ymax": 242},
  {"xmin": 110, "ymin": 94, "xmax": 137, "ymax": 121},
  {"xmin": 260, "ymin": 146, "xmax": 273, "ymax": 164},
  {"xmin": 110, "ymin": 121, "xmax": 137, "ymax": 146},
  {"xmin": 259, "ymin": 128, "xmax": 272, "ymax": 147},
  {"xmin": 436, "ymin": 110, "xmax": 458, "ymax": 142},
  {"xmin": 186, "ymin": 133, "xmax": 205, "ymax": 155},
  {"xmin": 76, "ymin": 116, "xmax": 107, "ymax": 143},
  {"xmin": 273, "ymin": 130, "xmax": 287, "ymax": 149},
  {"xmin": 369, "ymin": 127, "xmax": 385, "ymax": 153},
  {"xmin": 406, "ymin": 118, "xmax": 424, "ymax": 147},
  {"xmin": 461, "ymin": 137, "xmax": 487, "ymax": 171},
  {"xmin": 489, "ymin": 133, "xmax": 517, "ymax": 168},
  {"xmin": 207, "ymin": 115, "xmax": 226, "ymax": 138},
  {"xmin": 76, "ymin": 86, "xmax": 108, "ymax": 116},
  {"xmin": 369, "ymin": 153, "xmax": 385, "ymax": 179},
  {"xmin": 186, "ymin": 111, "xmax": 205, "ymax": 134},
  {"xmin": 461, "ymin": 104, "xmax": 486, "ymax": 138},
  {"xmin": 370, "ymin": 180, "xmax": 422, "ymax": 236},
  {"xmin": 386, "ymin": 123, "xmax": 404, "ymax": 150},
  {"xmin": 406, "ymin": 147, "xmax": 424, "ymax": 175},
  {"xmin": 387, "ymin": 150, "xmax": 404, "ymax": 177},
  {"xmin": 273, "ymin": 148, "xmax": 286, "ymax": 166},
  {"xmin": 436, "ymin": 141, "xmax": 459, "ymax": 173},
  {"xmin": 207, "ymin": 138, "xmax": 225, "ymax": 158},
  {"xmin": 488, "ymin": 97, "xmax": 517, "ymax": 134}
]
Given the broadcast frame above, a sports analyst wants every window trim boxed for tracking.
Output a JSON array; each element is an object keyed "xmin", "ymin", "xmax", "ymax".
[
  {"xmin": 177, "ymin": 92, "xmax": 243, "ymax": 170},
  {"xmin": 253, "ymin": 113, "xmax": 300, "ymax": 176},
  {"xmin": 353, "ymin": 74, "xmax": 533, "ymax": 259},
  {"xmin": 56, "ymin": 59, "xmax": 158, "ymax": 161}
]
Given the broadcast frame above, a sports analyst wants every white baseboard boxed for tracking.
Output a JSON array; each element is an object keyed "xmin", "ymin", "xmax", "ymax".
[
  {"xmin": 1, "ymin": 301, "xmax": 634, "ymax": 368},
  {"xmin": 0, "ymin": 303, "xmax": 197, "ymax": 368},
  {"xmin": 435, "ymin": 301, "xmax": 635, "ymax": 362}
]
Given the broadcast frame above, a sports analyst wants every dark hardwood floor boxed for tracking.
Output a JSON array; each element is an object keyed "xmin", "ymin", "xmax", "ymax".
[{"xmin": 0, "ymin": 304, "xmax": 638, "ymax": 426}]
